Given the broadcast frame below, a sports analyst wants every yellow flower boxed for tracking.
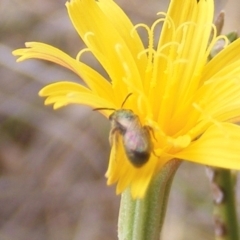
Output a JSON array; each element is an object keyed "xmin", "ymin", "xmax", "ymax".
[{"xmin": 13, "ymin": 0, "xmax": 240, "ymax": 198}]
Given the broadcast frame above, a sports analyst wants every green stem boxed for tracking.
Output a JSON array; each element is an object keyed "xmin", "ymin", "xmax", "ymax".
[
  {"xmin": 118, "ymin": 159, "xmax": 181, "ymax": 240},
  {"xmin": 206, "ymin": 167, "xmax": 239, "ymax": 240}
]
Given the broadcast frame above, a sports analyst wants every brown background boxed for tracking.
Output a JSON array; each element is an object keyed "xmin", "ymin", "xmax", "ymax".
[{"xmin": 0, "ymin": 0, "xmax": 239, "ymax": 239}]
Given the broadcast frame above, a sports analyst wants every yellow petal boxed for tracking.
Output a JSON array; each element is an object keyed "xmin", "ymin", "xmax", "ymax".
[
  {"xmin": 66, "ymin": 0, "xmax": 144, "ymax": 95},
  {"xmin": 175, "ymin": 122, "xmax": 240, "ymax": 170},
  {"xmin": 183, "ymin": 75, "xmax": 240, "ymax": 139},
  {"xmin": 13, "ymin": 42, "xmax": 114, "ymax": 102},
  {"xmin": 39, "ymin": 81, "xmax": 115, "ymax": 112},
  {"xmin": 154, "ymin": 0, "xmax": 213, "ymax": 123},
  {"xmin": 202, "ymin": 38, "xmax": 240, "ymax": 83},
  {"xmin": 97, "ymin": 0, "xmax": 148, "ymax": 78},
  {"xmin": 39, "ymin": 81, "xmax": 91, "ymax": 96}
]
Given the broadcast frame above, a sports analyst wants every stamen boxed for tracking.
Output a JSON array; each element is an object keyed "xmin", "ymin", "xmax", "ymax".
[
  {"xmin": 210, "ymin": 23, "xmax": 218, "ymax": 41},
  {"xmin": 115, "ymin": 43, "xmax": 131, "ymax": 80},
  {"xmin": 149, "ymin": 41, "xmax": 181, "ymax": 88},
  {"xmin": 137, "ymin": 93, "xmax": 151, "ymax": 116},
  {"xmin": 151, "ymin": 18, "xmax": 167, "ymax": 32},
  {"xmin": 193, "ymin": 102, "xmax": 222, "ymax": 129},
  {"xmin": 83, "ymin": 32, "xmax": 95, "ymax": 45},
  {"xmin": 156, "ymin": 12, "xmax": 167, "ymax": 17},
  {"xmin": 173, "ymin": 58, "xmax": 188, "ymax": 66},
  {"xmin": 206, "ymin": 34, "xmax": 229, "ymax": 60},
  {"xmin": 156, "ymin": 12, "xmax": 171, "ymax": 28},
  {"xmin": 157, "ymin": 41, "xmax": 180, "ymax": 54},
  {"xmin": 131, "ymin": 24, "xmax": 150, "ymax": 38},
  {"xmin": 132, "ymin": 23, "xmax": 154, "ymax": 72},
  {"xmin": 137, "ymin": 48, "xmax": 157, "ymax": 76},
  {"xmin": 148, "ymin": 17, "xmax": 168, "ymax": 63},
  {"xmin": 76, "ymin": 48, "xmax": 91, "ymax": 61},
  {"xmin": 192, "ymin": 102, "xmax": 232, "ymax": 140},
  {"xmin": 137, "ymin": 48, "xmax": 156, "ymax": 60},
  {"xmin": 122, "ymin": 76, "xmax": 141, "ymax": 96},
  {"xmin": 175, "ymin": 21, "xmax": 197, "ymax": 36},
  {"xmin": 133, "ymin": 14, "xmax": 170, "ymax": 78},
  {"xmin": 118, "ymin": 73, "xmax": 152, "ymax": 120},
  {"xmin": 186, "ymin": 103, "xmax": 207, "ymax": 140},
  {"xmin": 175, "ymin": 22, "xmax": 197, "ymax": 54},
  {"xmin": 114, "ymin": 43, "xmax": 143, "ymax": 102}
]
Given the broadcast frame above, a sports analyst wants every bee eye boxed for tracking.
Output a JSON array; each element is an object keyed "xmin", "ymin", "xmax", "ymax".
[
  {"xmin": 127, "ymin": 115, "xmax": 133, "ymax": 120},
  {"xmin": 126, "ymin": 112, "xmax": 135, "ymax": 120}
]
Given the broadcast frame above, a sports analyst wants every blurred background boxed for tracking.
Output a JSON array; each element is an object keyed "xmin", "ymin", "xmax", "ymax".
[{"xmin": 0, "ymin": 0, "xmax": 239, "ymax": 239}]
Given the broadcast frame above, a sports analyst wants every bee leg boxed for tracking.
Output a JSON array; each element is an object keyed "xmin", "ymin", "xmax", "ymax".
[
  {"xmin": 144, "ymin": 126, "xmax": 157, "ymax": 142},
  {"xmin": 109, "ymin": 127, "xmax": 119, "ymax": 146},
  {"xmin": 143, "ymin": 126, "xmax": 159, "ymax": 157}
]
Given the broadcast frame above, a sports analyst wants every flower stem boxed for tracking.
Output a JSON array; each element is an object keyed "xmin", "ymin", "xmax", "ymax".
[
  {"xmin": 206, "ymin": 167, "xmax": 239, "ymax": 240},
  {"xmin": 118, "ymin": 159, "xmax": 181, "ymax": 240}
]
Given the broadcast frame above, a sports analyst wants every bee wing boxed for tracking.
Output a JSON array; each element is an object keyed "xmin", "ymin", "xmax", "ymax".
[{"xmin": 143, "ymin": 126, "xmax": 156, "ymax": 141}]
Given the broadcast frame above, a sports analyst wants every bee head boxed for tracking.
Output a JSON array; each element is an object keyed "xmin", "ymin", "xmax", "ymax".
[
  {"xmin": 109, "ymin": 109, "xmax": 137, "ymax": 131},
  {"xmin": 109, "ymin": 109, "xmax": 134, "ymax": 120}
]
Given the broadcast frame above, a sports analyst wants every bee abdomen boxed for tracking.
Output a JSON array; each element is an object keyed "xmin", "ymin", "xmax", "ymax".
[{"xmin": 126, "ymin": 149, "xmax": 150, "ymax": 167}]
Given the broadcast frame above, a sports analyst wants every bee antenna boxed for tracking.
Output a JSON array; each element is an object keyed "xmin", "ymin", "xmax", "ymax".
[
  {"xmin": 93, "ymin": 93, "xmax": 133, "ymax": 111},
  {"xmin": 121, "ymin": 93, "xmax": 133, "ymax": 108},
  {"xmin": 93, "ymin": 107, "xmax": 116, "ymax": 111}
]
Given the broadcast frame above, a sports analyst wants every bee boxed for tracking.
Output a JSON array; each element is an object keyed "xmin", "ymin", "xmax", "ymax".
[{"xmin": 94, "ymin": 93, "xmax": 154, "ymax": 167}]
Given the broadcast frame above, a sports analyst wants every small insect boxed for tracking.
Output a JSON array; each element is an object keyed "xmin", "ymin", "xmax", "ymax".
[{"xmin": 93, "ymin": 93, "xmax": 154, "ymax": 167}]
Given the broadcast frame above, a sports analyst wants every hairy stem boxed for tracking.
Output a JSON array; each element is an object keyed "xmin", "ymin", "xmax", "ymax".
[{"xmin": 118, "ymin": 159, "xmax": 181, "ymax": 240}]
